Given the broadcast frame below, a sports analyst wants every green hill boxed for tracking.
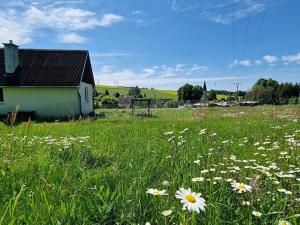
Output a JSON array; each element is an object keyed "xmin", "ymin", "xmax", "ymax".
[
  {"xmin": 97, "ymin": 85, "xmax": 177, "ymax": 99},
  {"xmin": 97, "ymin": 85, "xmax": 230, "ymax": 101}
]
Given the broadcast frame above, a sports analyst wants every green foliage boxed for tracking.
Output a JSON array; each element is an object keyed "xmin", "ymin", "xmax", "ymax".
[
  {"xmin": 128, "ymin": 86, "xmax": 142, "ymax": 98},
  {"xmin": 178, "ymin": 84, "xmax": 203, "ymax": 101},
  {"xmin": 114, "ymin": 92, "xmax": 120, "ymax": 98},
  {"xmin": 0, "ymin": 106, "xmax": 299, "ymax": 224},
  {"xmin": 101, "ymin": 96, "xmax": 118, "ymax": 108},
  {"xmin": 208, "ymin": 90, "xmax": 217, "ymax": 101},
  {"xmin": 250, "ymin": 78, "xmax": 299, "ymax": 104},
  {"xmin": 105, "ymin": 89, "xmax": 110, "ymax": 96}
]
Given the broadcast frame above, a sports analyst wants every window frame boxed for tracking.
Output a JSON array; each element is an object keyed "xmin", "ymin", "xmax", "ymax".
[
  {"xmin": 0, "ymin": 88, "xmax": 3, "ymax": 103},
  {"xmin": 84, "ymin": 87, "xmax": 89, "ymax": 103}
]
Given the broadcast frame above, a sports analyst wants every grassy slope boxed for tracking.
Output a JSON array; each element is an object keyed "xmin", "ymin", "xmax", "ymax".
[
  {"xmin": 97, "ymin": 85, "xmax": 229, "ymax": 101},
  {"xmin": 0, "ymin": 106, "xmax": 299, "ymax": 224},
  {"xmin": 97, "ymin": 85, "xmax": 177, "ymax": 99}
]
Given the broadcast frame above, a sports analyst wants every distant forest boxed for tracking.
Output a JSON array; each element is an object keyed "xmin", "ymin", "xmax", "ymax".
[{"xmin": 177, "ymin": 78, "xmax": 300, "ymax": 104}]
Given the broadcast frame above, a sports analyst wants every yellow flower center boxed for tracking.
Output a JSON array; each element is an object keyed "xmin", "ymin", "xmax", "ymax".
[
  {"xmin": 153, "ymin": 191, "xmax": 161, "ymax": 195},
  {"xmin": 281, "ymin": 223, "xmax": 287, "ymax": 225},
  {"xmin": 185, "ymin": 194, "xmax": 196, "ymax": 203},
  {"xmin": 239, "ymin": 185, "xmax": 246, "ymax": 190}
]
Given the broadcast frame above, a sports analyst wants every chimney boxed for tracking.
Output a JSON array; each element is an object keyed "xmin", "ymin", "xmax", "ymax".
[{"xmin": 3, "ymin": 40, "xmax": 19, "ymax": 74}]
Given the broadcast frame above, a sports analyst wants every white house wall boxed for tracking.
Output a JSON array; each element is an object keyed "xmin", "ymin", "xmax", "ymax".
[
  {"xmin": 0, "ymin": 87, "xmax": 80, "ymax": 118},
  {"xmin": 79, "ymin": 82, "xmax": 94, "ymax": 115}
]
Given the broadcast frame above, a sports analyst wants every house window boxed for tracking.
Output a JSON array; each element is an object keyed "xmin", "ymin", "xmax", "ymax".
[
  {"xmin": 85, "ymin": 87, "xmax": 89, "ymax": 103},
  {"xmin": 0, "ymin": 88, "xmax": 3, "ymax": 102}
]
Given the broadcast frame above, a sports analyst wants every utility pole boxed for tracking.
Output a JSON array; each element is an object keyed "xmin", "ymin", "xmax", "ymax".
[{"xmin": 234, "ymin": 82, "xmax": 241, "ymax": 101}]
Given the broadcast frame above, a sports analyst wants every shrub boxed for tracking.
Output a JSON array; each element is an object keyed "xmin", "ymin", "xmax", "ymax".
[{"xmin": 101, "ymin": 96, "xmax": 118, "ymax": 108}]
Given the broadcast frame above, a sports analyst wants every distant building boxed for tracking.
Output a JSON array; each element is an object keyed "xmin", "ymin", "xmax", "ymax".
[{"xmin": 0, "ymin": 41, "xmax": 95, "ymax": 118}]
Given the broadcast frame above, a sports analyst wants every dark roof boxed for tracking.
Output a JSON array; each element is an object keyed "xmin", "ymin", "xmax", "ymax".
[{"xmin": 0, "ymin": 49, "xmax": 95, "ymax": 87}]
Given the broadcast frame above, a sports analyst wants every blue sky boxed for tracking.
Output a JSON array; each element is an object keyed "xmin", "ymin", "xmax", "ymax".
[{"xmin": 0, "ymin": 0, "xmax": 299, "ymax": 91}]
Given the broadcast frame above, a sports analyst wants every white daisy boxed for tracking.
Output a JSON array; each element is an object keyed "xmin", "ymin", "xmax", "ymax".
[
  {"xmin": 192, "ymin": 177, "xmax": 204, "ymax": 182},
  {"xmin": 161, "ymin": 209, "xmax": 173, "ymax": 217},
  {"xmin": 193, "ymin": 160, "xmax": 201, "ymax": 164},
  {"xmin": 242, "ymin": 201, "xmax": 250, "ymax": 206},
  {"xmin": 252, "ymin": 211, "xmax": 262, "ymax": 218},
  {"xmin": 278, "ymin": 220, "xmax": 291, "ymax": 225},
  {"xmin": 175, "ymin": 188, "xmax": 206, "ymax": 214},
  {"xmin": 231, "ymin": 182, "xmax": 252, "ymax": 193},
  {"xmin": 146, "ymin": 188, "xmax": 168, "ymax": 196}
]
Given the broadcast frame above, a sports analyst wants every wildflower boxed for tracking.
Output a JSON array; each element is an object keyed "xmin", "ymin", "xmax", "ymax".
[
  {"xmin": 161, "ymin": 210, "xmax": 173, "ymax": 217},
  {"xmin": 175, "ymin": 188, "xmax": 206, "ymax": 214},
  {"xmin": 277, "ymin": 189, "xmax": 292, "ymax": 195},
  {"xmin": 193, "ymin": 160, "xmax": 200, "ymax": 164},
  {"xmin": 278, "ymin": 220, "xmax": 291, "ymax": 225},
  {"xmin": 162, "ymin": 180, "xmax": 170, "ymax": 187},
  {"xmin": 252, "ymin": 211, "xmax": 262, "ymax": 218},
  {"xmin": 146, "ymin": 188, "xmax": 168, "ymax": 196},
  {"xmin": 145, "ymin": 222, "xmax": 151, "ymax": 225},
  {"xmin": 231, "ymin": 182, "xmax": 252, "ymax": 193},
  {"xmin": 192, "ymin": 177, "xmax": 204, "ymax": 182},
  {"xmin": 242, "ymin": 201, "xmax": 250, "ymax": 206}
]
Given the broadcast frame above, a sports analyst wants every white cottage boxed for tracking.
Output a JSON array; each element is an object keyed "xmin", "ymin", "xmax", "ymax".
[{"xmin": 0, "ymin": 41, "xmax": 95, "ymax": 118}]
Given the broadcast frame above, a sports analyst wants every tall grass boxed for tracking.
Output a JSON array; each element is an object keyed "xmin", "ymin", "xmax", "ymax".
[{"xmin": 0, "ymin": 106, "xmax": 299, "ymax": 224}]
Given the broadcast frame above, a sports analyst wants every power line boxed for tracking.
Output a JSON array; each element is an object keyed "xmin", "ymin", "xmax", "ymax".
[
  {"xmin": 242, "ymin": 0, "xmax": 253, "ymax": 59},
  {"xmin": 232, "ymin": 0, "xmax": 236, "ymax": 61},
  {"xmin": 252, "ymin": 0, "xmax": 270, "ymax": 58}
]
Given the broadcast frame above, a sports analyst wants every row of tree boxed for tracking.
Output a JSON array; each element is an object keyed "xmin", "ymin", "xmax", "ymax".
[
  {"xmin": 249, "ymin": 79, "xmax": 300, "ymax": 104},
  {"xmin": 177, "ymin": 79, "xmax": 300, "ymax": 104}
]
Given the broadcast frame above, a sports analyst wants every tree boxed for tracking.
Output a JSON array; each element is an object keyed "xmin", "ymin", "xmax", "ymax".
[
  {"xmin": 192, "ymin": 85, "xmax": 203, "ymax": 101},
  {"xmin": 250, "ymin": 78, "xmax": 279, "ymax": 104},
  {"xmin": 114, "ymin": 92, "xmax": 120, "ymax": 98},
  {"xmin": 104, "ymin": 89, "xmax": 110, "ymax": 96},
  {"xmin": 128, "ymin": 86, "xmax": 142, "ymax": 98},
  {"xmin": 208, "ymin": 90, "xmax": 217, "ymax": 101},
  {"xmin": 178, "ymin": 84, "xmax": 194, "ymax": 101}
]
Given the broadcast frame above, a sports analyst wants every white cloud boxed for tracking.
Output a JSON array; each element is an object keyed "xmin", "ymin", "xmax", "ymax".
[
  {"xmin": 58, "ymin": 32, "xmax": 87, "ymax": 43},
  {"xmin": 239, "ymin": 60, "xmax": 251, "ymax": 66},
  {"xmin": 99, "ymin": 13, "xmax": 124, "ymax": 27},
  {"xmin": 171, "ymin": 0, "xmax": 267, "ymax": 25},
  {"xmin": 282, "ymin": 53, "xmax": 300, "ymax": 64},
  {"xmin": 230, "ymin": 59, "xmax": 251, "ymax": 67},
  {"xmin": 0, "ymin": 10, "xmax": 32, "ymax": 44},
  {"xmin": 0, "ymin": 4, "xmax": 125, "ymax": 44},
  {"xmin": 263, "ymin": 55, "xmax": 278, "ymax": 63},
  {"xmin": 94, "ymin": 64, "xmax": 245, "ymax": 87}
]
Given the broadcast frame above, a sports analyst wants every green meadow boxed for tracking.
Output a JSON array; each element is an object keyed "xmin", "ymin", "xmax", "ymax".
[
  {"xmin": 0, "ymin": 106, "xmax": 299, "ymax": 224},
  {"xmin": 96, "ymin": 85, "xmax": 178, "ymax": 99}
]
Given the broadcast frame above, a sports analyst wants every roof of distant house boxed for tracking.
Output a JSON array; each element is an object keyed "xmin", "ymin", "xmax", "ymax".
[{"xmin": 0, "ymin": 49, "xmax": 95, "ymax": 87}]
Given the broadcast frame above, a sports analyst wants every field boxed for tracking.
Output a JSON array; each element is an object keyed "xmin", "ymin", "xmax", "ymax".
[
  {"xmin": 97, "ymin": 85, "xmax": 178, "ymax": 99},
  {"xmin": 97, "ymin": 85, "xmax": 230, "ymax": 101},
  {"xmin": 0, "ymin": 106, "xmax": 299, "ymax": 224}
]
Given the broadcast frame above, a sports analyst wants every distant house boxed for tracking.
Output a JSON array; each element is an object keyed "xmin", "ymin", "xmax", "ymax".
[{"xmin": 0, "ymin": 41, "xmax": 95, "ymax": 118}]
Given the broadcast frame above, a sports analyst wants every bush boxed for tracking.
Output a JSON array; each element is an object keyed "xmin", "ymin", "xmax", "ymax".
[
  {"xmin": 101, "ymin": 96, "xmax": 118, "ymax": 108},
  {"xmin": 288, "ymin": 97, "xmax": 299, "ymax": 105}
]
